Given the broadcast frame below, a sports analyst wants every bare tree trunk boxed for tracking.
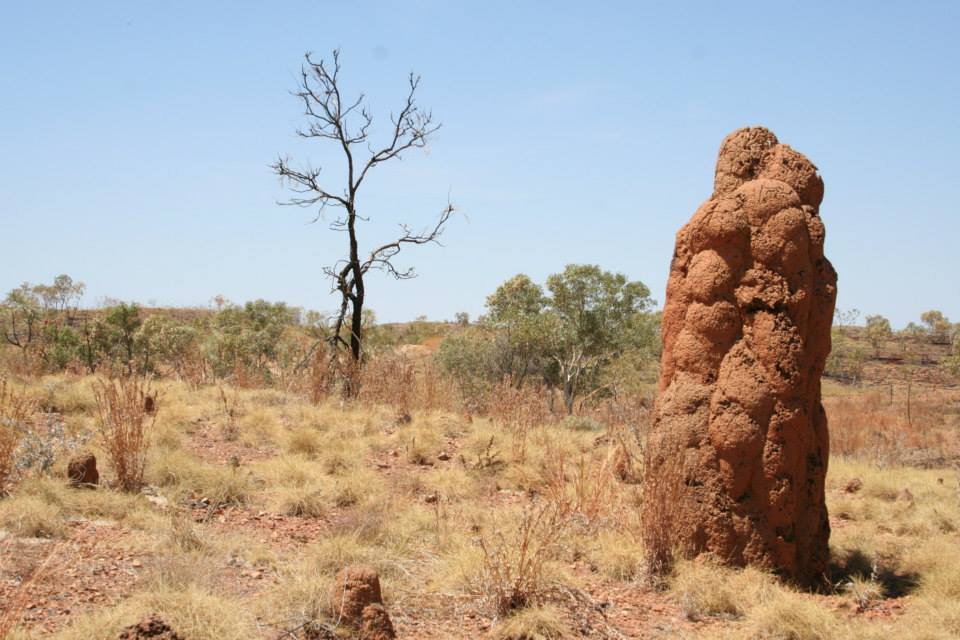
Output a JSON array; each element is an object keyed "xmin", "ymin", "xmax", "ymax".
[{"xmin": 273, "ymin": 49, "xmax": 453, "ymax": 394}]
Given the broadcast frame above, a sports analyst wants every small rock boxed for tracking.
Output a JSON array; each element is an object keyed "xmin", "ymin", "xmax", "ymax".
[
  {"xmin": 67, "ymin": 453, "xmax": 99, "ymax": 488},
  {"xmin": 844, "ymin": 478, "xmax": 863, "ymax": 494},
  {"xmin": 437, "ymin": 451, "xmax": 451, "ymax": 461},
  {"xmin": 423, "ymin": 493, "xmax": 439, "ymax": 504}
]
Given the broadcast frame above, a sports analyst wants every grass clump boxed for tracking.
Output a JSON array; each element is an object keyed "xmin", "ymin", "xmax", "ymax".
[
  {"xmin": 670, "ymin": 559, "xmax": 776, "ymax": 621},
  {"xmin": 745, "ymin": 589, "xmax": 837, "ymax": 640},
  {"xmin": 492, "ymin": 605, "xmax": 570, "ymax": 639},
  {"xmin": 0, "ymin": 494, "xmax": 65, "ymax": 538}
]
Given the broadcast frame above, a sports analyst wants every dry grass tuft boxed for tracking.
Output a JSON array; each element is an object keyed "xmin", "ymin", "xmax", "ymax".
[
  {"xmin": 670, "ymin": 559, "xmax": 776, "ymax": 621},
  {"xmin": 744, "ymin": 588, "xmax": 837, "ymax": 640},
  {"xmin": 474, "ymin": 500, "xmax": 571, "ymax": 617},
  {"xmin": 0, "ymin": 376, "xmax": 37, "ymax": 493},
  {"xmin": 491, "ymin": 605, "xmax": 570, "ymax": 640},
  {"xmin": 0, "ymin": 493, "xmax": 65, "ymax": 538}
]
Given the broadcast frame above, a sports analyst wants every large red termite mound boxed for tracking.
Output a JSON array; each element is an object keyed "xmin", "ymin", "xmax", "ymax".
[{"xmin": 643, "ymin": 127, "xmax": 836, "ymax": 585}]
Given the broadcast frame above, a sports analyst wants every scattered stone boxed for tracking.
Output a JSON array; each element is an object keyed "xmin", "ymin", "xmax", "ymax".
[
  {"xmin": 67, "ymin": 453, "xmax": 99, "ymax": 487},
  {"xmin": 844, "ymin": 478, "xmax": 863, "ymax": 494},
  {"xmin": 437, "ymin": 451, "xmax": 451, "ymax": 461},
  {"xmin": 117, "ymin": 614, "xmax": 183, "ymax": 639},
  {"xmin": 644, "ymin": 127, "xmax": 836, "ymax": 585}
]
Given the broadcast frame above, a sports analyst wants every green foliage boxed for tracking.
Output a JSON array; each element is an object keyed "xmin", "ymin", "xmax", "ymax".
[
  {"xmin": 137, "ymin": 314, "xmax": 200, "ymax": 376},
  {"xmin": 826, "ymin": 329, "xmax": 869, "ymax": 384},
  {"xmin": 539, "ymin": 265, "xmax": 656, "ymax": 413},
  {"xmin": 100, "ymin": 303, "xmax": 143, "ymax": 373},
  {"xmin": 945, "ymin": 334, "xmax": 960, "ymax": 376},
  {"xmin": 1, "ymin": 275, "xmax": 85, "ymax": 372},
  {"xmin": 204, "ymin": 300, "xmax": 299, "ymax": 379},
  {"xmin": 442, "ymin": 265, "xmax": 658, "ymax": 414},
  {"xmin": 435, "ymin": 327, "xmax": 500, "ymax": 410},
  {"xmin": 865, "ymin": 314, "xmax": 892, "ymax": 357},
  {"xmin": 920, "ymin": 310, "xmax": 952, "ymax": 345}
]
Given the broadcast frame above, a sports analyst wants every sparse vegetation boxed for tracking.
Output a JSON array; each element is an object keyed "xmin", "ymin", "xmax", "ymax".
[
  {"xmin": 93, "ymin": 376, "xmax": 158, "ymax": 492},
  {"xmin": 1, "ymin": 282, "xmax": 958, "ymax": 638}
]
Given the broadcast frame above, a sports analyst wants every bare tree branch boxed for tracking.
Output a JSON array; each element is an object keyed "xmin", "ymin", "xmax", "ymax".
[{"xmin": 273, "ymin": 49, "xmax": 454, "ymax": 387}]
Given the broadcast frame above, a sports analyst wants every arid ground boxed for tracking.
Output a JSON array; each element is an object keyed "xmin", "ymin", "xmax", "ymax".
[{"xmin": 1, "ymin": 327, "xmax": 958, "ymax": 639}]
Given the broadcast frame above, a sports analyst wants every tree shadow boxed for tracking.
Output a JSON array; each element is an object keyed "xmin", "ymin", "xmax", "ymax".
[{"xmin": 826, "ymin": 548, "xmax": 920, "ymax": 598}]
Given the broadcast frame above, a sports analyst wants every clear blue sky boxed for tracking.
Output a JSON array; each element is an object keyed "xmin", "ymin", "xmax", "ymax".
[{"xmin": 2, "ymin": 1, "xmax": 957, "ymax": 328}]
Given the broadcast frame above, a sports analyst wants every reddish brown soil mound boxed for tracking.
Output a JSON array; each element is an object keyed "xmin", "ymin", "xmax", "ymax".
[
  {"xmin": 644, "ymin": 126, "xmax": 836, "ymax": 585},
  {"xmin": 66, "ymin": 453, "xmax": 99, "ymax": 487},
  {"xmin": 330, "ymin": 565, "xmax": 396, "ymax": 638},
  {"xmin": 117, "ymin": 614, "xmax": 183, "ymax": 639}
]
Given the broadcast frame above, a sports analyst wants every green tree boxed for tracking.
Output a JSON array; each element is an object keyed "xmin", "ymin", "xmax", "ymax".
[
  {"xmin": 435, "ymin": 326, "xmax": 500, "ymax": 410},
  {"xmin": 482, "ymin": 266, "xmax": 656, "ymax": 413},
  {"xmin": 1, "ymin": 284, "xmax": 43, "ymax": 361},
  {"xmin": 920, "ymin": 310, "xmax": 952, "ymax": 344},
  {"xmin": 485, "ymin": 274, "xmax": 550, "ymax": 387},
  {"xmin": 865, "ymin": 314, "xmax": 892, "ymax": 357},
  {"xmin": 206, "ymin": 300, "xmax": 298, "ymax": 379},
  {"xmin": 541, "ymin": 265, "xmax": 655, "ymax": 413},
  {"xmin": 100, "ymin": 303, "xmax": 143, "ymax": 374},
  {"xmin": 136, "ymin": 314, "xmax": 200, "ymax": 376},
  {"xmin": 1, "ymin": 275, "xmax": 85, "ymax": 370}
]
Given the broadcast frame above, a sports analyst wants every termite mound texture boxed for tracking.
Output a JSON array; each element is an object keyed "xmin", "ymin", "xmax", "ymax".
[{"xmin": 644, "ymin": 127, "xmax": 836, "ymax": 585}]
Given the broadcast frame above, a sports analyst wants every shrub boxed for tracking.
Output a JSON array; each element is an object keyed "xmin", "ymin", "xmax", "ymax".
[
  {"xmin": 14, "ymin": 413, "xmax": 90, "ymax": 477},
  {"xmin": 825, "ymin": 331, "xmax": 868, "ymax": 383},
  {"xmin": 475, "ymin": 500, "xmax": 571, "ymax": 617},
  {"xmin": 93, "ymin": 376, "xmax": 158, "ymax": 492}
]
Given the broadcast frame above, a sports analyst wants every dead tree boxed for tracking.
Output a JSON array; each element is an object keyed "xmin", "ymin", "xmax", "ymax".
[{"xmin": 273, "ymin": 49, "xmax": 453, "ymax": 374}]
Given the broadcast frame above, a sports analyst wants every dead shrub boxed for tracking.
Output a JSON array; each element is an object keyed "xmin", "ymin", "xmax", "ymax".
[
  {"xmin": 543, "ymin": 445, "xmax": 615, "ymax": 525},
  {"xmin": 93, "ymin": 376, "xmax": 158, "ymax": 492},
  {"xmin": 357, "ymin": 352, "xmax": 416, "ymax": 418},
  {"xmin": 475, "ymin": 499, "xmax": 571, "ymax": 617},
  {"xmin": 640, "ymin": 437, "xmax": 692, "ymax": 581},
  {"xmin": 217, "ymin": 384, "xmax": 242, "ymax": 441},
  {"xmin": 487, "ymin": 379, "xmax": 553, "ymax": 462}
]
